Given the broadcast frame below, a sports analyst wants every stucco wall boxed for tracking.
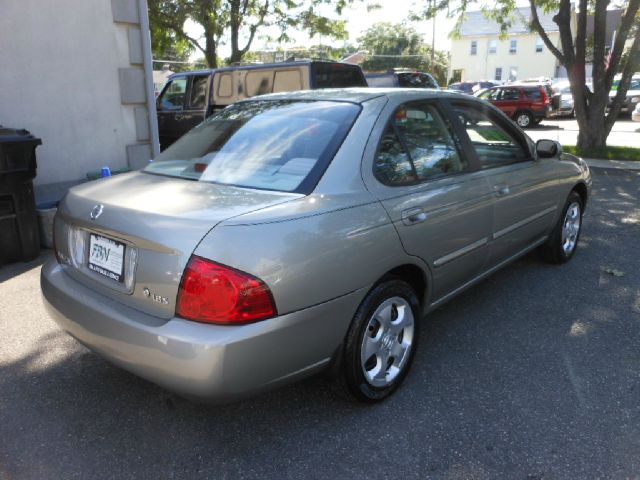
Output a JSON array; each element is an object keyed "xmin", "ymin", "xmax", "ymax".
[
  {"xmin": 0, "ymin": 0, "xmax": 157, "ymax": 200},
  {"xmin": 449, "ymin": 32, "xmax": 562, "ymax": 83}
]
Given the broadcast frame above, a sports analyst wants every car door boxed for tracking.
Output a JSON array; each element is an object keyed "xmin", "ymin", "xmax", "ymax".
[
  {"xmin": 156, "ymin": 76, "xmax": 188, "ymax": 150},
  {"xmin": 449, "ymin": 99, "xmax": 562, "ymax": 267},
  {"xmin": 494, "ymin": 87, "xmax": 521, "ymax": 118},
  {"xmin": 179, "ymin": 74, "xmax": 210, "ymax": 133},
  {"xmin": 361, "ymin": 98, "xmax": 494, "ymax": 302}
]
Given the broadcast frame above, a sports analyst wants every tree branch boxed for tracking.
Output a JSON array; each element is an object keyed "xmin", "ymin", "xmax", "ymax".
[
  {"xmin": 605, "ymin": 31, "xmax": 640, "ymax": 133},
  {"xmin": 604, "ymin": 0, "xmax": 640, "ymax": 87},
  {"xmin": 529, "ymin": 0, "xmax": 565, "ymax": 63}
]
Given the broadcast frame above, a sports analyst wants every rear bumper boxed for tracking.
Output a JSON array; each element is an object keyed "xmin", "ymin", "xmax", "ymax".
[{"xmin": 41, "ymin": 259, "xmax": 365, "ymax": 402}]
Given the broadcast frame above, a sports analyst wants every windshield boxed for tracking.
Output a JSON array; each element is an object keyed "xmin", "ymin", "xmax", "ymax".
[
  {"xmin": 612, "ymin": 78, "xmax": 640, "ymax": 90},
  {"xmin": 146, "ymin": 100, "xmax": 360, "ymax": 193}
]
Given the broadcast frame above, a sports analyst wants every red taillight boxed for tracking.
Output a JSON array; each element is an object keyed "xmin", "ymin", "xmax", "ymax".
[
  {"xmin": 541, "ymin": 87, "xmax": 550, "ymax": 105},
  {"xmin": 176, "ymin": 256, "xmax": 277, "ymax": 324}
]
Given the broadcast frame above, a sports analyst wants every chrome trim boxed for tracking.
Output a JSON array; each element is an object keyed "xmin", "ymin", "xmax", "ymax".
[
  {"xmin": 429, "ymin": 235, "xmax": 548, "ymax": 309},
  {"xmin": 492, "ymin": 206, "xmax": 557, "ymax": 240},
  {"xmin": 433, "ymin": 237, "xmax": 489, "ymax": 267}
]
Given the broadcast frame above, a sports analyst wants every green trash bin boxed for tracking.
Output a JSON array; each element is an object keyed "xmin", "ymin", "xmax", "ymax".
[{"xmin": 0, "ymin": 127, "xmax": 42, "ymax": 265}]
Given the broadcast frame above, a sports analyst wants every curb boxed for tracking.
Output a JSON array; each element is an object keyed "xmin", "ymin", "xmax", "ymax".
[{"xmin": 583, "ymin": 158, "xmax": 640, "ymax": 171}]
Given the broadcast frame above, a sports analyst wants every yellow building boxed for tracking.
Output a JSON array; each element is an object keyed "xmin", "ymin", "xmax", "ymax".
[{"xmin": 449, "ymin": 7, "xmax": 576, "ymax": 83}]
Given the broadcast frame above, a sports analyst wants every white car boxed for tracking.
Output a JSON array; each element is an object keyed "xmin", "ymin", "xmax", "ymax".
[{"xmin": 632, "ymin": 102, "xmax": 640, "ymax": 122}]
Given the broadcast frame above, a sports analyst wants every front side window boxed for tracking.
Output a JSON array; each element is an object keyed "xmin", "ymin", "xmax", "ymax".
[
  {"xmin": 160, "ymin": 77, "xmax": 188, "ymax": 110},
  {"xmin": 470, "ymin": 41, "xmax": 478, "ymax": 55},
  {"xmin": 145, "ymin": 100, "xmax": 360, "ymax": 193},
  {"xmin": 451, "ymin": 101, "xmax": 531, "ymax": 168},
  {"xmin": 509, "ymin": 39, "xmax": 518, "ymax": 54},
  {"xmin": 374, "ymin": 103, "xmax": 468, "ymax": 186}
]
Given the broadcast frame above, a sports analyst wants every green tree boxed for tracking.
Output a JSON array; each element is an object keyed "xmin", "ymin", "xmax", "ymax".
[
  {"xmin": 420, "ymin": 0, "xmax": 640, "ymax": 151},
  {"xmin": 148, "ymin": 0, "xmax": 351, "ymax": 68},
  {"xmin": 357, "ymin": 22, "xmax": 449, "ymax": 85}
]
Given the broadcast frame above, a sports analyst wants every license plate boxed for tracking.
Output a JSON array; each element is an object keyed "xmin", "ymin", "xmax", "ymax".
[{"xmin": 88, "ymin": 234, "xmax": 125, "ymax": 283}]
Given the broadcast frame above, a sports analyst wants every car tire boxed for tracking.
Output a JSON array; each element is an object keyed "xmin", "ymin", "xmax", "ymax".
[
  {"xmin": 342, "ymin": 279, "xmax": 420, "ymax": 402},
  {"xmin": 540, "ymin": 191, "xmax": 583, "ymax": 264},
  {"xmin": 515, "ymin": 110, "xmax": 533, "ymax": 128}
]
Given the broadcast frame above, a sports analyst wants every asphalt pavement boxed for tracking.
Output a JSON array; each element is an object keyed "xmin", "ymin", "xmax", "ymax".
[{"xmin": 1, "ymin": 168, "xmax": 639, "ymax": 479}]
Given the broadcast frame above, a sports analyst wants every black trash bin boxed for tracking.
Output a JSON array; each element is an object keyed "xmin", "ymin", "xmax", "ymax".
[{"xmin": 0, "ymin": 127, "xmax": 42, "ymax": 265}]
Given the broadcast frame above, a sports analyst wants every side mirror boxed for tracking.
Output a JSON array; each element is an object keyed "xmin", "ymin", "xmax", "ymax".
[{"xmin": 536, "ymin": 139, "xmax": 561, "ymax": 158}]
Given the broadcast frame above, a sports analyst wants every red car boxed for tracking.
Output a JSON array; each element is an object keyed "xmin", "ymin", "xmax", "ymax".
[{"xmin": 475, "ymin": 84, "xmax": 554, "ymax": 128}]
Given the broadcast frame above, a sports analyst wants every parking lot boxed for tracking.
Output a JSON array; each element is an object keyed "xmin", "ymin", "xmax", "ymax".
[
  {"xmin": 1, "ymin": 167, "xmax": 639, "ymax": 479},
  {"xmin": 528, "ymin": 117, "xmax": 640, "ymax": 149}
]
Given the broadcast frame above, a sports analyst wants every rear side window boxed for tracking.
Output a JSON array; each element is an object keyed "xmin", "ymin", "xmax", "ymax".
[
  {"xmin": 374, "ymin": 103, "xmax": 468, "ymax": 186},
  {"xmin": 499, "ymin": 88, "xmax": 520, "ymax": 100},
  {"xmin": 451, "ymin": 101, "xmax": 531, "ymax": 168},
  {"xmin": 313, "ymin": 64, "xmax": 366, "ymax": 88},
  {"xmin": 397, "ymin": 73, "xmax": 439, "ymax": 89},
  {"xmin": 524, "ymin": 87, "xmax": 542, "ymax": 100},
  {"xmin": 145, "ymin": 100, "xmax": 360, "ymax": 193},
  {"xmin": 188, "ymin": 75, "xmax": 209, "ymax": 109}
]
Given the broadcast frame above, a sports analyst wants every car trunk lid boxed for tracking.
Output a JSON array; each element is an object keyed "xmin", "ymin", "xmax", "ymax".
[{"xmin": 54, "ymin": 171, "xmax": 301, "ymax": 319}]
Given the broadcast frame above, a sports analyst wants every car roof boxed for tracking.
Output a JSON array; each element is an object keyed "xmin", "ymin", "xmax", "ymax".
[
  {"xmin": 168, "ymin": 60, "xmax": 360, "ymax": 78},
  {"xmin": 237, "ymin": 88, "xmax": 475, "ymax": 104}
]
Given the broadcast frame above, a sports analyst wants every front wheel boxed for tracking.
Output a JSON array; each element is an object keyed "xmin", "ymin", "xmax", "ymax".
[
  {"xmin": 342, "ymin": 280, "xmax": 420, "ymax": 402},
  {"xmin": 540, "ymin": 191, "xmax": 583, "ymax": 263}
]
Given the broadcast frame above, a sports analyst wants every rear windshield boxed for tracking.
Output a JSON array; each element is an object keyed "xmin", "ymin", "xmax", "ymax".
[
  {"xmin": 397, "ymin": 73, "xmax": 439, "ymax": 89},
  {"xmin": 313, "ymin": 64, "xmax": 367, "ymax": 88},
  {"xmin": 145, "ymin": 100, "xmax": 360, "ymax": 193}
]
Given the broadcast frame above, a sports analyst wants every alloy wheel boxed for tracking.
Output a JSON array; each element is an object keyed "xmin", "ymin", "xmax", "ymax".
[{"xmin": 360, "ymin": 296, "xmax": 415, "ymax": 388}]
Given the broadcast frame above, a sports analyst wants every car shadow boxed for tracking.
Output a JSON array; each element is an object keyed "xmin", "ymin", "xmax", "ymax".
[
  {"xmin": 1, "ymin": 170, "xmax": 639, "ymax": 479},
  {"xmin": 0, "ymin": 251, "xmax": 49, "ymax": 283}
]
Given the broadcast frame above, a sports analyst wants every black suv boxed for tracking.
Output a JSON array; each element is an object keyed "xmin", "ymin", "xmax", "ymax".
[{"xmin": 156, "ymin": 60, "xmax": 367, "ymax": 150}]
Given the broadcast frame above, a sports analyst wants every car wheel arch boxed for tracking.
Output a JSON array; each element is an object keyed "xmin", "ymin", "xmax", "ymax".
[
  {"xmin": 378, "ymin": 263, "xmax": 430, "ymax": 313},
  {"xmin": 572, "ymin": 182, "xmax": 589, "ymax": 210}
]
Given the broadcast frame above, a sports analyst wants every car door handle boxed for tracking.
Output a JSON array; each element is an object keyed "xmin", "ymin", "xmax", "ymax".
[
  {"xmin": 401, "ymin": 207, "xmax": 427, "ymax": 225},
  {"xmin": 493, "ymin": 184, "xmax": 510, "ymax": 197}
]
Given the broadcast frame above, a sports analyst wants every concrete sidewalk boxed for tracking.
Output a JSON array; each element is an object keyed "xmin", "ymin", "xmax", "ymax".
[{"xmin": 584, "ymin": 158, "xmax": 640, "ymax": 170}]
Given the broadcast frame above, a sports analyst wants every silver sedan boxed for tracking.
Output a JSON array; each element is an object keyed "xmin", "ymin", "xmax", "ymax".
[{"xmin": 41, "ymin": 89, "xmax": 592, "ymax": 403}]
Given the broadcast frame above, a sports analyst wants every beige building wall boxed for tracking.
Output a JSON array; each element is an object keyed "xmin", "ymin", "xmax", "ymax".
[
  {"xmin": 449, "ymin": 32, "xmax": 562, "ymax": 83},
  {"xmin": 0, "ymin": 0, "xmax": 158, "ymax": 202}
]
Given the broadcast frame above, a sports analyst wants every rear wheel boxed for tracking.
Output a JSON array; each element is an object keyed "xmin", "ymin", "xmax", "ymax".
[
  {"xmin": 515, "ymin": 111, "xmax": 533, "ymax": 128},
  {"xmin": 540, "ymin": 191, "xmax": 583, "ymax": 263},
  {"xmin": 342, "ymin": 279, "xmax": 420, "ymax": 402}
]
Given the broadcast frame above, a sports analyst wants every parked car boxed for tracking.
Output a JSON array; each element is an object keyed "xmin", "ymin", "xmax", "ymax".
[
  {"xmin": 609, "ymin": 74, "xmax": 640, "ymax": 114},
  {"xmin": 156, "ymin": 60, "xmax": 367, "ymax": 150},
  {"xmin": 447, "ymin": 81, "xmax": 497, "ymax": 95},
  {"xmin": 475, "ymin": 84, "xmax": 555, "ymax": 127},
  {"xmin": 365, "ymin": 69, "xmax": 439, "ymax": 89},
  {"xmin": 41, "ymin": 89, "xmax": 591, "ymax": 404},
  {"xmin": 632, "ymin": 102, "xmax": 640, "ymax": 122},
  {"xmin": 551, "ymin": 82, "xmax": 575, "ymax": 118}
]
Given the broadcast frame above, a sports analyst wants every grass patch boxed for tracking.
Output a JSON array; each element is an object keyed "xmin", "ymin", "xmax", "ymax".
[{"xmin": 562, "ymin": 145, "xmax": 640, "ymax": 161}]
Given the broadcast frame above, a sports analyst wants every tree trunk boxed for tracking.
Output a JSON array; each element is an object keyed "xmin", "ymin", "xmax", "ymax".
[
  {"xmin": 576, "ymin": 114, "xmax": 607, "ymax": 151},
  {"xmin": 204, "ymin": 29, "xmax": 217, "ymax": 68}
]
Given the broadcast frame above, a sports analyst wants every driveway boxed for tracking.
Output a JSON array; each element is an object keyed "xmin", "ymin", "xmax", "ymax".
[
  {"xmin": 527, "ymin": 117, "xmax": 640, "ymax": 149},
  {"xmin": 1, "ymin": 168, "xmax": 639, "ymax": 479}
]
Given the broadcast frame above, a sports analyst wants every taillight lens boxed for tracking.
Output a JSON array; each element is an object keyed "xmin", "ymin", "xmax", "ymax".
[
  {"xmin": 176, "ymin": 255, "xmax": 277, "ymax": 324},
  {"xmin": 541, "ymin": 87, "xmax": 550, "ymax": 104}
]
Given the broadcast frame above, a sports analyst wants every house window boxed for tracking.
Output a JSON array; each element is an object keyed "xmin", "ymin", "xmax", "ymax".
[
  {"xmin": 470, "ymin": 41, "xmax": 477, "ymax": 55},
  {"xmin": 488, "ymin": 40, "xmax": 497, "ymax": 54},
  {"xmin": 495, "ymin": 67, "xmax": 503, "ymax": 81},
  {"xmin": 509, "ymin": 39, "xmax": 517, "ymax": 54},
  {"xmin": 536, "ymin": 37, "xmax": 544, "ymax": 53},
  {"xmin": 508, "ymin": 66, "xmax": 518, "ymax": 82}
]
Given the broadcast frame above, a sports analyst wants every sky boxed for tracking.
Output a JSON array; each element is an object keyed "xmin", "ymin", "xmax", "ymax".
[{"xmin": 186, "ymin": 0, "xmax": 457, "ymax": 62}]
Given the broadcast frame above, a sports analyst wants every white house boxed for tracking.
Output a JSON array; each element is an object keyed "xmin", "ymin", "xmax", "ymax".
[{"xmin": 448, "ymin": 7, "xmax": 576, "ymax": 83}]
